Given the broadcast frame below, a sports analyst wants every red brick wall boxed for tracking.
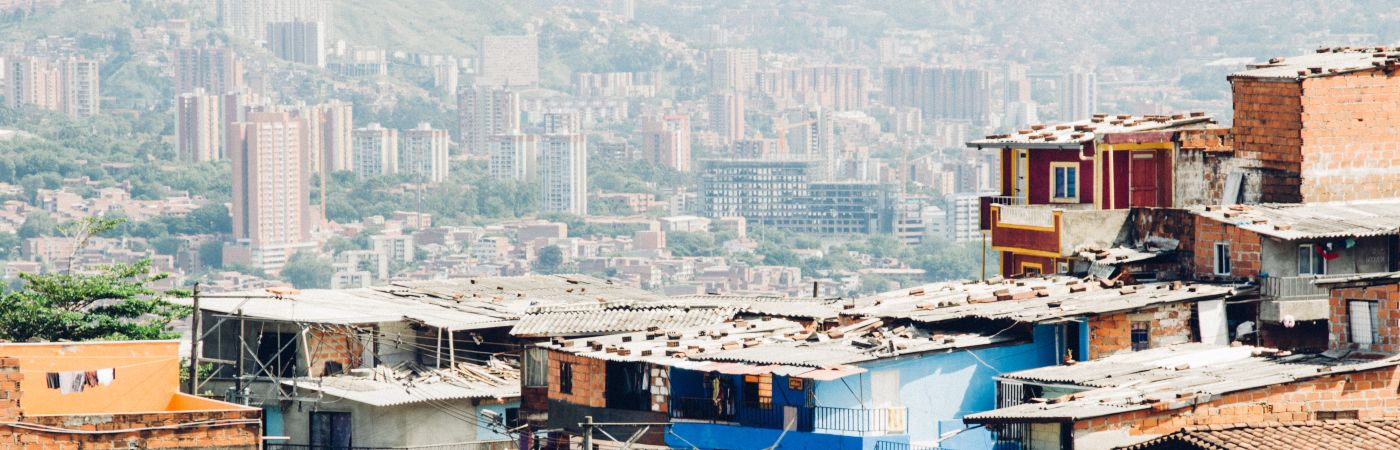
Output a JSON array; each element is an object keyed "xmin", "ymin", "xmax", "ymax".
[
  {"xmin": 1231, "ymin": 78, "xmax": 1305, "ymax": 203},
  {"xmin": 1299, "ymin": 70, "xmax": 1400, "ymax": 202},
  {"xmin": 1087, "ymin": 302, "xmax": 1195, "ymax": 360},
  {"xmin": 1072, "ymin": 366, "xmax": 1400, "ymax": 439},
  {"xmin": 1231, "ymin": 78, "xmax": 1304, "ymax": 172},
  {"xmin": 1328, "ymin": 283, "xmax": 1400, "ymax": 354},
  {"xmin": 0, "ymin": 357, "xmax": 259, "ymax": 449},
  {"xmin": 307, "ymin": 325, "xmax": 364, "ymax": 377},
  {"xmin": 547, "ymin": 350, "xmax": 606, "ymax": 407},
  {"xmin": 1191, "ymin": 217, "xmax": 1261, "ymax": 279}
]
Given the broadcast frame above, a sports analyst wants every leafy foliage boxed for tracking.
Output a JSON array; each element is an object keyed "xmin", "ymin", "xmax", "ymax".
[
  {"xmin": 280, "ymin": 251, "xmax": 333, "ymax": 289},
  {"xmin": 0, "ymin": 218, "xmax": 188, "ymax": 341},
  {"xmin": 535, "ymin": 245, "xmax": 563, "ymax": 274}
]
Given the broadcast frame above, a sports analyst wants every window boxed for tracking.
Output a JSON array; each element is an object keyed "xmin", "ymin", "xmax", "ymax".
[
  {"xmin": 1130, "ymin": 320, "xmax": 1151, "ymax": 351},
  {"xmin": 604, "ymin": 361, "xmax": 650, "ymax": 410},
  {"xmin": 309, "ymin": 411, "xmax": 352, "ymax": 449},
  {"xmin": 1021, "ymin": 262, "xmax": 1043, "ymax": 276},
  {"xmin": 1298, "ymin": 244, "xmax": 1327, "ymax": 275},
  {"xmin": 256, "ymin": 331, "xmax": 299, "ymax": 378},
  {"xmin": 504, "ymin": 407, "xmax": 520, "ymax": 428},
  {"xmin": 743, "ymin": 374, "xmax": 772, "ymax": 409},
  {"xmin": 559, "ymin": 362, "xmax": 574, "ymax": 394},
  {"xmin": 1213, "ymin": 242, "xmax": 1231, "ymax": 275},
  {"xmin": 1051, "ymin": 163, "xmax": 1079, "ymax": 202},
  {"xmin": 1349, "ymin": 300, "xmax": 1380, "ymax": 345},
  {"xmin": 524, "ymin": 348, "xmax": 547, "ymax": 388}
]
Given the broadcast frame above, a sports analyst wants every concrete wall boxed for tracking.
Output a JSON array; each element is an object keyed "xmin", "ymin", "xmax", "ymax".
[
  {"xmin": 1058, "ymin": 209, "xmax": 1130, "ymax": 256},
  {"xmin": 1259, "ymin": 236, "xmax": 1391, "ymax": 277},
  {"xmin": 280, "ymin": 394, "xmax": 513, "ymax": 446}
]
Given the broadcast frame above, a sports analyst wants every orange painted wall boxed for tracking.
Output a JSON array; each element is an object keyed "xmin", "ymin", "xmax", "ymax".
[{"xmin": 2, "ymin": 340, "xmax": 183, "ymax": 415}]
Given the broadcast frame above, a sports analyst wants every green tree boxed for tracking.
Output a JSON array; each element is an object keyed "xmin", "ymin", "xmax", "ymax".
[
  {"xmin": 197, "ymin": 240, "xmax": 223, "ymax": 269},
  {"xmin": 17, "ymin": 211, "xmax": 57, "ymax": 238},
  {"xmin": 0, "ymin": 231, "xmax": 18, "ymax": 260},
  {"xmin": 280, "ymin": 251, "xmax": 333, "ymax": 289},
  {"xmin": 0, "ymin": 217, "xmax": 188, "ymax": 341},
  {"xmin": 536, "ymin": 245, "xmax": 563, "ymax": 274}
]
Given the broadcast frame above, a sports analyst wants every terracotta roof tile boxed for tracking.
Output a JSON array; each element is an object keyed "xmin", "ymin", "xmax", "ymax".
[{"xmin": 1122, "ymin": 420, "xmax": 1400, "ymax": 450}]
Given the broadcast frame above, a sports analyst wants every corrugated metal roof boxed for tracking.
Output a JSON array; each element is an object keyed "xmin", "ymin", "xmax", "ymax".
[
  {"xmin": 537, "ymin": 316, "xmax": 1017, "ymax": 378},
  {"xmin": 966, "ymin": 115, "xmax": 1212, "ymax": 149},
  {"xmin": 1230, "ymin": 48, "xmax": 1400, "ymax": 80},
  {"xmin": 282, "ymin": 373, "xmax": 519, "ymax": 407},
  {"xmin": 1191, "ymin": 201, "xmax": 1400, "ymax": 240},
  {"xmin": 510, "ymin": 300, "xmax": 741, "ymax": 337},
  {"xmin": 848, "ymin": 277, "xmax": 1231, "ymax": 325},
  {"xmin": 669, "ymin": 294, "xmax": 844, "ymax": 319},
  {"xmin": 186, "ymin": 275, "xmax": 657, "ymax": 331},
  {"xmin": 965, "ymin": 344, "xmax": 1400, "ymax": 424}
]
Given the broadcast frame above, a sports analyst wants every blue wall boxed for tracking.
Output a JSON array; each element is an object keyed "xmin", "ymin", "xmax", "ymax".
[
  {"xmin": 665, "ymin": 324, "xmax": 1067, "ymax": 450},
  {"xmin": 476, "ymin": 400, "xmax": 520, "ymax": 441},
  {"xmin": 812, "ymin": 324, "xmax": 1060, "ymax": 449},
  {"xmin": 669, "ymin": 421, "xmax": 882, "ymax": 450}
]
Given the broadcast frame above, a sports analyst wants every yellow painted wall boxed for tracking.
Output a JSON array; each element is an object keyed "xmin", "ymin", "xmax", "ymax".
[{"xmin": 1, "ymin": 340, "xmax": 185, "ymax": 415}]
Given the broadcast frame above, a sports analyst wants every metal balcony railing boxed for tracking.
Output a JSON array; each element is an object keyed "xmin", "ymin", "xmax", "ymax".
[
  {"xmin": 1260, "ymin": 275, "xmax": 1350, "ymax": 300},
  {"xmin": 669, "ymin": 397, "xmax": 908, "ymax": 436},
  {"xmin": 812, "ymin": 406, "xmax": 908, "ymax": 435},
  {"xmin": 979, "ymin": 195, "xmax": 1027, "ymax": 230}
]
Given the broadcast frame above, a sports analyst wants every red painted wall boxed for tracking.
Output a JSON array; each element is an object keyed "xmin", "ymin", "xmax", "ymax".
[{"xmin": 996, "ymin": 146, "xmax": 1095, "ymax": 205}]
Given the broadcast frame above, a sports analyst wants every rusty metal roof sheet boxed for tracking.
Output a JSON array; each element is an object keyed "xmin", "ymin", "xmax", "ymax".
[{"xmin": 1191, "ymin": 201, "xmax": 1400, "ymax": 240}]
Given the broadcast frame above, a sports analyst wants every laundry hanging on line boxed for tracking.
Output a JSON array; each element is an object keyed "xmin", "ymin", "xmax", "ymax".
[{"xmin": 44, "ymin": 367, "xmax": 116, "ymax": 394}]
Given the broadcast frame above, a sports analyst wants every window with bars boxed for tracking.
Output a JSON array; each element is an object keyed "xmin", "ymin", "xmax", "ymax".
[
  {"xmin": 1349, "ymin": 300, "xmax": 1381, "ymax": 345},
  {"xmin": 1131, "ymin": 320, "xmax": 1151, "ymax": 351}
]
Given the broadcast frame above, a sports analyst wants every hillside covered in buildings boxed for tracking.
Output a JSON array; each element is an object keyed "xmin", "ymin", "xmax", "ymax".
[{"xmin": 1, "ymin": 1, "xmax": 1400, "ymax": 450}]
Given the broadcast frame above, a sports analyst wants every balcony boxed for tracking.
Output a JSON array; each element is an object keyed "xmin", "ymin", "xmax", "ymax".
[
  {"xmin": 988, "ymin": 203, "xmax": 1125, "ymax": 259},
  {"xmin": 670, "ymin": 397, "xmax": 908, "ymax": 436},
  {"xmin": 979, "ymin": 196, "xmax": 1026, "ymax": 231},
  {"xmin": 1259, "ymin": 274, "xmax": 1355, "ymax": 323}
]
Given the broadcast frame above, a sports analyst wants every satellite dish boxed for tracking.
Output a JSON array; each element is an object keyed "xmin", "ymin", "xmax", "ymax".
[{"xmin": 1283, "ymin": 315, "xmax": 1297, "ymax": 328}]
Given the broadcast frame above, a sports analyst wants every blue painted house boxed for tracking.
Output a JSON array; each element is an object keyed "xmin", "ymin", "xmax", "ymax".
[{"xmin": 524, "ymin": 276, "xmax": 1232, "ymax": 449}]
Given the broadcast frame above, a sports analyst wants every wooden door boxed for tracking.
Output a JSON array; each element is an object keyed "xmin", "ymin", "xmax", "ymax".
[{"xmin": 1129, "ymin": 152, "xmax": 1161, "ymax": 207}]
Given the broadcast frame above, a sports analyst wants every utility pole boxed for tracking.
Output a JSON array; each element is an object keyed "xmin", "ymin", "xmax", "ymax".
[
  {"xmin": 186, "ymin": 283, "xmax": 201, "ymax": 395},
  {"xmin": 581, "ymin": 416, "xmax": 593, "ymax": 450}
]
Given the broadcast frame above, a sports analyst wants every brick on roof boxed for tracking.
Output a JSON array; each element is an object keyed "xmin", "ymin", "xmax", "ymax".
[{"xmin": 1121, "ymin": 419, "xmax": 1400, "ymax": 450}]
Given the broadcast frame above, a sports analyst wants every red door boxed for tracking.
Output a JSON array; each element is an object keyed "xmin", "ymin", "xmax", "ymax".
[{"xmin": 1129, "ymin": 152, "xmax": 1162, "ymax": 207}]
